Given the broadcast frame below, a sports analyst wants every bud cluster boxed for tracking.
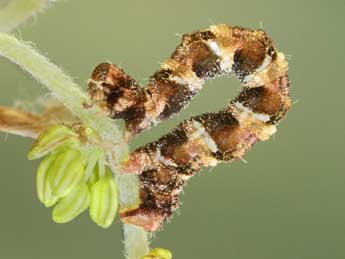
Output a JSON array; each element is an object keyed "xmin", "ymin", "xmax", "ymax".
[{"xmin": 28, "ymin": 125, "xmax": 119, "ymax": 228}]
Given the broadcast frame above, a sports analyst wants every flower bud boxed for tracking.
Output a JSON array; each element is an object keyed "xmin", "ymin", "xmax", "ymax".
[
  {"xmin": 84, "ymin": 148, "xmax": 104, "ymax": 181},
  {"xmin": 28, "ymin": 125, "xmax": 79, "ymax": 160},
  {"xmin": 90, "ymin": 170, "xmax": 119, "ymax": 228},
  {"xmin": 87, "ymin": 166, "xmax": 99, "ymax": 188},
  {"xmin": 97, "ymin": 153, "xmax": 106, "ymax": 179},
  {"xmin": 149, "ymin": 248, "xmax": 172, "ymax": 259},
  {"xmin": 48, "ymin": 149, "xmax": 85, "ymax": 198},
  {"xmin": 36, "ymin": 153, "xmax": 59, "ymax": 207},
  {"xmin": 52, "ymin": 182, "xmax": 90, "ymax": 223}
]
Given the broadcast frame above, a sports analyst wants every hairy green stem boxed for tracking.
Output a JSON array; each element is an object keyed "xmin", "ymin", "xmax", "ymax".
[
  {"xmin": 0, "ymin": 0, "xmax": 56, "ymax": 33},
  {"xmin": 0, "ymin": 33, "xmax": 149, "ymax": 259},
  {"xmin": 0, "ymin": 33, "xmax": 125, "ymax": 151}
]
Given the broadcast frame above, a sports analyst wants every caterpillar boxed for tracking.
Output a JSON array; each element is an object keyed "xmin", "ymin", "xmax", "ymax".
[{"xmin": 87, "ymin": 24, "xmax": 291, "ymax": 232}]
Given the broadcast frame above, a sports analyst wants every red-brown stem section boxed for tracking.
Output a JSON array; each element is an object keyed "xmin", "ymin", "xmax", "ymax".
[{"xmin": 88, "ymin": 24, "xmax": 291, "ymax": 231}]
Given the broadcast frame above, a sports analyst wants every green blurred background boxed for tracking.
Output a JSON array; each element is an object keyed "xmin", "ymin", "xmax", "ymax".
[{"xmin": 0, "ymin": 0, "xmax": 344, "ymax": 258}]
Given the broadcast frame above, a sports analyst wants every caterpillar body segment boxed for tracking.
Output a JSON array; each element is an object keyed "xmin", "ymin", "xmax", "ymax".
[{"xmin": 87, "ymin": 24, "xmax": 291, "ymax": 231}]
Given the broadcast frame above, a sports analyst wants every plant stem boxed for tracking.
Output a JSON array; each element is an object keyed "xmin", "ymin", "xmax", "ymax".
[
  {"xmin": 108, "ymin": 155, "xmax": 150, "ymax": 259},
  {"xmin": 0, "ymin": 33, "xmax": 123, "ymax": 149},
  {"xmin": 0, "ymin": 33, "xmax": 149, "ymax": 259},
  {"xmin": 0, "ymin": 0, "xmax": 55, "ymax": 33}
]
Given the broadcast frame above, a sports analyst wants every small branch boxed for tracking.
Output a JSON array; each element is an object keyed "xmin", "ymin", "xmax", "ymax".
[
  {"xmin": 0, "ymin": 105, "xmax": 47, "ymax": 138},
  {"xmin": 0, "ymin": 0, "xmax": 57, "ymax": 33},
  {"xmin": 0, "ymin": 33, "xmax": 149, "ymax": 259},
  {"xmin": 0, "ymin": 102, "xmax": 78, "ymax": 138}
]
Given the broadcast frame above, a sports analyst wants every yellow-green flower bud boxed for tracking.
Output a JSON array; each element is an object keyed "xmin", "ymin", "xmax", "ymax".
[
  {"xmin": 84, "ymin": 148, "xmax": 103, "ymax": 181},
  {"xmin": 149, "ymin": 248, "xmax": 173, "ymax": 259},
  {"xmin": 87, "ymin": 166, "xmax": 99, "ymax": 188},
  {"xmin": 52, "ymin": 182, "xmax": 90, "ymax": 223},
  {"xmin": 48, "ymin": 149, "xmax": 85, "ymax": 198},
  {"xmin": 36, "ymin": 153, "xmax": 59, "ymax": 207},
  {"xmin": 140, "ymin": 256, "xmax": 155, "ymax": 259},
  {"xmin": 97, "ymin": 152, "xmax": 106, "ymax": 179},
  {"xmin": 90, "ymin": 170, "xmax": 119, "ymax": 228},
  {"xmin": 28, "ymin": 125, "xmax": 79, "ymax": 160}
]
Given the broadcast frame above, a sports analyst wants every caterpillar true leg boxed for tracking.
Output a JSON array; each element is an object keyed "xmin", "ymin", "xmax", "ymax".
[{"xmin": 88, "ymin": 24, "xmax": 291, "ymax": 231}]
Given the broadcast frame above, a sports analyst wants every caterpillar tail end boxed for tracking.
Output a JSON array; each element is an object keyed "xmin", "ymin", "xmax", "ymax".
[{"xmin": 120, "ymin": 206, "xmax": 165, "ymax": 232}]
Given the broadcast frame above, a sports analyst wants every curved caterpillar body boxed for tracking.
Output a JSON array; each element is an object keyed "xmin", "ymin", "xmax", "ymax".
[{"xmin": 88, "ymin": 24, "xmax": 291, "ymax": 231}]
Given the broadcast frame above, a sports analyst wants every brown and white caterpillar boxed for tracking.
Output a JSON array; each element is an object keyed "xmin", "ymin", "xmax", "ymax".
[{"xmin": 87, "ymin": 24, "xmax": 291, "ymax": 231}]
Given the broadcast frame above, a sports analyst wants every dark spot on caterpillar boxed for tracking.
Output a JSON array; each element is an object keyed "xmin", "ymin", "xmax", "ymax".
[
  {"xmin": 90, "ymin": 63, "xmax": 111, "ymax": 82},
  {"xmin": 180, "ymin": 30, "xmax": 216, "ymax": 46},
  {"xmin": 267, "ymin": 46, "xmax": 277, "ymax": 60},
  {"xmin": 233, "ymin": 86, "xmax": 265, "ymax": 107},
  {"xmin": 152, "ymin": 69, "xmax": 173, "ymax": 79},
  {"xmin": 232, "ymin": 29, "xmax": 273, "ymax": 81},
  {"xmin": 107, "ymin": 86, "xmax": 124, "ymax": 104},
  {"xmin": 159, "ymin": 85, "xmax": 195, "ymax": 120},
  {"xmin": 193, "ymin": 55, "xmax": 222, "ymax": 78},
  {"xmin": 194, "ymin": 111, "xmax": 239, "ymax": 133},
  {"xmin": 159, "ymin": 127, "xmax": 189, "ymax": 156},
  {"xmin": 123, "ymin": 105, "xmax": 146, "ymax": 133},
  {"xmin": 212, "ymin": 150, "xmax": 236, "ymax": 162}
]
